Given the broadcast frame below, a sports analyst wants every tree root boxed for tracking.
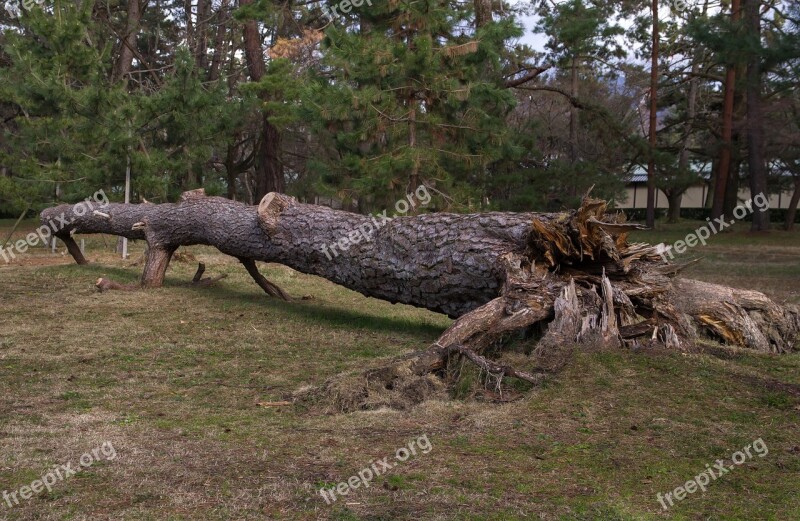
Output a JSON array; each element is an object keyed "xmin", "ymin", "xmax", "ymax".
[
  {"xmin": 446, "ymin": 344, "xmax": 546, "ymax": 385},
  {"xmin": 190, "ymin": 262, "xmax": 228, "ymax": 287},
  {"xmin": 301, "ymin": 197, "xmax": 798, "ymax": 412},
  {"xmin": 238, "ymin": 258, "xmax": 290, "ymax": 300}
]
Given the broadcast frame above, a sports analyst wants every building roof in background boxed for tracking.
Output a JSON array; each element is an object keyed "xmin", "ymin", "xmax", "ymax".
[{"xmin": 627, "ymin": 162, "xmax": 712, "ymax": 184}]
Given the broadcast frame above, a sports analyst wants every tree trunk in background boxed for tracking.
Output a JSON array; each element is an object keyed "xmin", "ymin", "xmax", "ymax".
[
  {"xmin": 570, "ymin": 55, "xmax": 580, "ymax": 164},
  {"xmin": 255, "ymin": 116, "xmax": 284, "ymax": 198},
  {"xmin": 241, "ymin": 0, "xmax": 265, "ymax": 81},
  {"xmin": 408, "ymin": 97, "xmax": 419, "ymax": 198},
  {"xmin": 705, "ymin": 158, "xmax": 717, "ymax": 208},
  {"xmin": 208, "ymin": 0, "xmax": 231, "ymax": 82},
  {"xmin": 184, "ymin": 146, "xmax": 197, "ymax": 189},
  {"xmin": 712, "ymin": 73, "xmax": 735, "ymax": 219},
  {"xmin": 667, "ymin": 53, "xmax": 701, "ymax": 224},
  {"xmin": 724, "ymin": 144, "xmax": 741, "ymax": 217},
  {"xmin": 785, "ymin": 176, "xmax": 800, "ymax": 230},
  {"xmin": 225, "ymin": 150, "xmax": 239, "ymax": 201},
  {"xmin": 112, "ymin": 0, "xmax": 142, "ymax": 83},
  {"xmin": 474, "ymin": 0, "xmax": 492, "ymax": 28},
  {"xmin": 195, "ymin": 0, "xmax": 210, "ymax": 70},
  {"xmin": 226, "ymin": 145, "xmax": 238, "ymax": 199},
  {"xmin": 646, "ymin": 0, "xmax": 659, "ymax": 229},
  {"xmin": 240, "ymin": 0, "xmax": 285, "ymax": 198},
  {"xmin": 224, "ymin": 137, "xmax": 254, "ymax": 200},
  {"xmin": 185, "ymin": 0, "xmax": 195, "ymax": 60},
  {"xmin": 712, "ymin": 0, "xmax": 740, "ymax": 220},
  {"xmin": 666, "ymin": 191, "xmax": 682, "ymax": 223},
  {"xmin": 212, "ymin": 0, "xmax": 241, "ymax": 195},
  {"xmin": 724, "ymin": 72, "xmax": 747, "ymax": 217},
  {"xmin": 745, "ymin": 0, "xmax": 769, "ymax": 231}
]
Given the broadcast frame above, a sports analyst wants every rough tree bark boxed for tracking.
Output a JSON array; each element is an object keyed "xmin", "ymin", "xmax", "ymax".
[
  {"xmin": 208, "ymin": 0, "xmax": 231, "ymax": 83},
  {"xmin": 41, "ymin": 190, "xmax": 799, "ymax": 409},
  {"xmin": 745, "ymin": 0, "xmax": 769, "ymax": 231},
  {"xmin": 112, "ymin": 0, "xmax": 143, "ymax": 83},
  {"xmin": 712, "ymin": 0, "xmax": 741, "ymax": 221},
  {"xmin": 474, "ymin": 0, "xmax": 491, "ymax": 29},
  {"xmin": 240, "ymin": 0, "xmax": 285, "ymax": 198}
]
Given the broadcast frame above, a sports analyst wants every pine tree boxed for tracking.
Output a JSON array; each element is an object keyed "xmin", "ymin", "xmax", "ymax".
[
  {"xmin": 0, "ymin": 1, "xmax": 249, "ymax": 210},
  {"xmin": 0, "ymin": 1, "xmax": 128, "ymax": 207},
  {"xmin": 299, "ymin": 0, "xmax": 522, "ymax": 211}
]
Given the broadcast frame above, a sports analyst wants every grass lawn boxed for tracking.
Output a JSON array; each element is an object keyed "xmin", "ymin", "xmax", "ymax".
[{"xmin": 0, "ymin": 217, "xmax": 798, "ymax": 520}]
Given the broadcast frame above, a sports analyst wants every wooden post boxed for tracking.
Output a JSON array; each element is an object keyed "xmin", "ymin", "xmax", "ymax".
[{"xmin": 122, "ymin": 150, "xmax": 131, "ymax": 259}]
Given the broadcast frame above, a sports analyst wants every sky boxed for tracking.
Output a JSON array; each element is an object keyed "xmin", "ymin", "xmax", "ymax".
[{"xmin": 517, "ymin": 12, "xmax": 549, "ymax": 51}]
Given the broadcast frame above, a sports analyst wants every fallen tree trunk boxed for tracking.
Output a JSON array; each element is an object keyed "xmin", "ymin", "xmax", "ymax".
[
  {"xmin": 41, "ymin": 190, "xmax": 799, "ymax": 407},
  {"xmin": 42, "ymin": 188, "xmax": 545, "ymax": 316}
]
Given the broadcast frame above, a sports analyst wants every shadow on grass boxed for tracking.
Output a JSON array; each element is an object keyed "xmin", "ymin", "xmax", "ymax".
[
  {"xmin": 47, "ymin": 262, "xmax": 449, "ymax": 340},
  {"xmin": 200, "ymin": 285, "xmax": 449, "ymax": 339}
]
